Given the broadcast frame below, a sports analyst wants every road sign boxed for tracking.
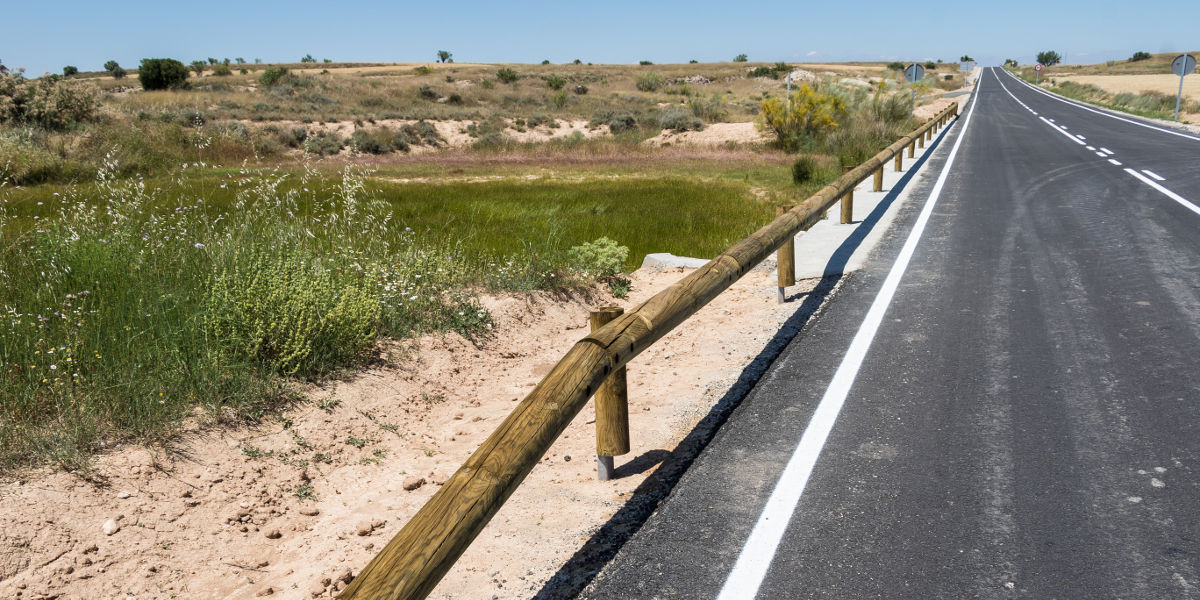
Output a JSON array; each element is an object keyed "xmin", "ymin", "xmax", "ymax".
[
  {"xmin": 1034, "ymin": 64, "xmax": 1043, "ymax": 71},
  {"xmin": 904, "ymin": 63, "xmax": 925, "ymax": 82},
  {"xmin": 1172, "ymin": 54, "xmax": 1196, "ymax": 120}
]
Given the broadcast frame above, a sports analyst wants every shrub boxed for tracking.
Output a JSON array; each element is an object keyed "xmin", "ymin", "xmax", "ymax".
[
  {"xmin": 924, "ymin": 61, "xmax": 937, "ymax": 70},
  {"xmin": 447, "ymin": 93, "xmax": 464, "ymax": 105},
  {"xmin": 886, "ymin": 61, "xmax": 905, "ymax": 71},
  {"xmin": 635, "ymin": 72, "xmax": 666, "ymax": 91},
  {"xmin": 62, "ymin": 66, "xmax": 78, "ymax": 77},
  {"xmin": 259, "ymin": 67, "xmax": 289, "ymax": 86},
  {"xmin": 573, "ymin": 59, "xmax": 582, "ymax": 64},
  {"xmin": 733, "ymin": 54, "xmax": 748, "ymax": 62},
  {"xmin": 413, "ymin": 65, "xmax": 434, "ymax": 75},
  {"xmin": 550, "ymin": 90, "xmax": 568, "ymax": 108},
  {"xmin": 480, "ymin": 79, "xmax": 495, "ymax": 89},
  {"xmin": 689, "ymin": 59, "xmax": 698, "ymax": 64},
  {"xmin": 472, "ymin": 131, "xmax": 510, "ymax": 148},
  {"xmin": 496, "ymin": 68, "xmax": 518, "ymax": 84},
  {"xmin": 418, "ymin": 85, "xmax": 442, "ymax": 100},
  {"xmin": 546, "ymin": 75, "xmax": 566, "ymax": 90},
  {"xmin": 303, "ymin": 131, "xmax": 343, "ymax": 155},
  {"xmin": 606, "ymin": 113, "xmax": 639, "ymax": 134},
  {"xmin": 774, "ymin": 62, "xmax": 791, "ymax": 72},
  {"xmin": 1130, "ymin": 51, "xmax": 1152, "ymax": 62},
  {"xmin": 0, "ymin": 76, "xmax": 100, "ymax": 129},
  {"xmin": 659, "ymin": 108, "xmax": 704, "ymax": 132},
  {"xmin": 688, "ymin": 93, "xmax": 728, "ymax": 123},
  {"xmin": 756, "ymin": 83, "xmax": 847, "ymax": 151},
  {"xmin": 639, "ymin": 60, "xmax": 653, "ymax": 66},
  {"xmin": 569, "ymin": 237, "xmax": 629, "ymax": 277},
  {"xmin": 103, "ymin": 60, "xmax": 120, "ymax": 75},
  {"xmin": 138, "ymin": 58, "xmax": 190, "ymax": 90},
  {"xmin": 1036, "ymin": 51, "xmax": 1061, "ymax": 66},
  {"xmin": 276, "ymin": 127, "xmax": 308, "ymax": 148},
  {"xmin": 300, "ymin": 54, "xmax": 316, "ymax": 63},
  {"xmin": 189, "ymin": 60, "xmax": 206, "ymax": 76},
  {"xmin": 212, "ymin": 64, "xmax": 233, "ymax": 77},
  {"xmin": 792, "ymin": 156, "xmax": 819, "ymax": 184},
  {"xmin": 574, "ymin": 84, "xmax": 588, "ymax": 95},
  {"xmin": 541, "ymin": 60, "xmax": 551, "ymax": 65},
  {"xmin": 748, "ymin": 66, "xmax": 778, "ymax": 79},
  {"xmin": 527, "ymin": 113, "xmax": 558, "ymax": 128},
  {"xmin": 351, "ymin": 128, "xmax": 411, "ymax": 154}
]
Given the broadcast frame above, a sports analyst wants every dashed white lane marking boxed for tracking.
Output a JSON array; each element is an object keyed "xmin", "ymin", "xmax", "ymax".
[
  {"xmin": 1086, "ymin": 146, "xmax": 1096, "ymax": 150},
  {"xmin": 714, "ymin": 55, "xmax": 984, "ymax": 600},
  {"xmin": 1100, "ymin": 148, "xmax": 1114, "ymax": 155},
  {"xmin": 1126, "ymin": 169, "xmax": 1200, "ymax": 216},
  {"xmin": 1000, "ymin": 68, "xmax": 1200, "ymax": 142},
  {"xmin": 1143, "ymin": 169, "xmax": 1166, "ymax": 181},
  {"xmin": 1096, "ymin": 152, "xmax": 1107, "ymax": 158},
  {"xmin": 1109, "ymin": 159, "xmax": 1123, "ymax": 166},
  {"xmin": 1039, "ymin": 117, "xmax": 1086, "ymax": 145},
  {"xmin": 1076, "ymin": 135, "xmax": 1086, "ymax": 140}
]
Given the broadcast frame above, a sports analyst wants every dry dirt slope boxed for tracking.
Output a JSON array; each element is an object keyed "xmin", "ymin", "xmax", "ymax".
[{"xmin": 0, "ymin": 263, "xmax": 838, "ymax": 600}]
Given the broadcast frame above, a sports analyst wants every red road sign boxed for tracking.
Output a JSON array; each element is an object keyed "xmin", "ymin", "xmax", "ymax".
[{"xmin": 1035, "ymin": 64, "xmax": 1043, "ymax": 71}]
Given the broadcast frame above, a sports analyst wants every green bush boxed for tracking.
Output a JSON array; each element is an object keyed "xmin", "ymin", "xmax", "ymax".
[
  {"xmin": 659, "ymin": 108, "xmax": 704, "ymax": 132},
  {"xmin": 413, "ymin": 66, "xmax": 434, "ymax": 75},
  {"xmin": 733, "ymin": 54, "xmax": 748, "ymax": 62},
  {"xmin": 138, "ymin": 58, "xmax": 190, "ymax": 91},
  {"xmin": 190, "ymin": 60, "xmax": 206, "ymax": 77},
  {"xmin": 259, "ymin": 67, "xmax": 289, "ymax": 86},
  {"xmin": 635, "ymin": 72, "xmax": 666, "ymax": 91},
  {"xmin": 605, "ymin": 113, "xmax": 639, "ymax": 134},
  {"xmin": 886, "ymin": 61, "xmax": 905, "ymax": 71},
  {"xmin": 0, "ymin": 76, "xmax": 101, "ymax": 129},
  {"xmin": 569, "ymin": 237, "xmax": 629, "ymax": 277},
  {"xmin": 748, "ymin": 66, "xmax": 778, "ymax": 79},
  {"xmin": 774, "ymin": 62, "xmax": 790, "ymax": 73},
  {"xmin": 496, "ymin": 68, "xmax": 518, "ymax": 84},
  {"xmin": 792, "ymin": 156, "xmax": 819, "ymax": 184},
  {"xmin": 62, "ymin": 66, "xmax": 78, "ymax": 77},
  {"xmin": 550, "ymin": 90, "xmax": 568, "ymax": 108},
  {"xmin": 351, "ymin": 128, "xmax": 410, "ymax": 154},
  {"xmin": 688, "ymin": 93, "xmax": 728, "ymax": 122},
  {"xmin": 303, "ymin": 131, "xmax": 343, "ymax": 155},
  {"xmin": 574, "ymin": 84, "xmax": 588, "ymax": 95},
  {"xmin": 639, "ymin": 60, "xmax": 653, "ymax": 66},
  {"xmin": 1130, "ymin": 51, "xmax": 1152, "ymax": 62},
  {"xmin": 923, "ymin": 61, "xmax": 937, "ymax": 70},
  {"xmin": 418, "ymin": 85, "xmax": 442, "ymax": 100},
  {"xmin": 546, "ymin": 75, "xmax": 566, "ymax": 90},
  {"xmin": 541, "ymin": 60, "xmax": 551, "ymax": 65},
  {"xmin": 212, "ymin": 64, "xmax": 233, "ymax": 77}
]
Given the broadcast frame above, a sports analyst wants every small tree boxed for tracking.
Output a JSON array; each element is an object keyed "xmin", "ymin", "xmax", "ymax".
[
  {"xmin": 259, "ymin": 67, "xmax": 289, "ymax": 86},
  {"xmin": 960, "ymin": 55, "xmax": 974, "ymax": 62},
  {"xmin": 437, "ymin": 50, "xmax": 452, "ymax": 63},
  {"xmin": 212, "ymin": 64, "xmax": 233, "ymax": 76},
  {"xmin": 300, "ymin": 54, "xmax": 316, "ymax": 63},
  {"xmin": 1036, "ymin": 51, "xmax": 1062, "ymax": 66},
  {"xmin": 104, "ymin": 60, "xmax": 127, "ymax": 79},
  {"xmin": 254, "ymin": 58, "xmax": 262, "ymax": 64},
  {"xmin": 62, "ymin": 66, "xmax": 78, "ymax": 77},
  {"xmin": 886, "ymin": 61, "xmax": 905, "ymax": 71},
  {"xmin": 190, "ymin": 60, "xmax": 206, "ymax": 76},
  {"xmin": 139, "ymin": 58, "xmax": 190, "ymax": 90},
  {"xmin": 1130, "ymin": 51, "xmax": 1151, "ymax": 62},
  {"xmin": 573, "ymin": 59, "xmax": 582, "ymax": 65},
  {"xmin": 207, "ymin": 58, "xmax": 218, "ymax": 65},
  {"xmin": 496, "ymin": 68, "xmax": 518, "ymax": 84},
  {"xmin": 235, "ymin": 57, "xmax": 246, "ymax": 64},
  {"xmin": 924, "ymin": 61, "xmax": 937, "ymax": 70},
  {"xmin": 733, "ymin": 54, "xmax": 748, "ymax": 62},
  {"xmin": 639, "ymin": 60, "xmax": 653, "ymax": 66},
  {"xmin": 546, "ymin": 75, "xmax": 566, "ymax": 90},
  {"xmin": 541, "ymin": 59, "xmax": 550, "ymax": 65},
  {"xmin": 689, "ymin": 59, "xmax": 698, "ymax": 64}
]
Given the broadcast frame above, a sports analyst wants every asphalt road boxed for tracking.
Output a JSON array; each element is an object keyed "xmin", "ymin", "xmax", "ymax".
[{"xmin": 582, "ymin": 68, "xmax": 1200, "ymax": 599}]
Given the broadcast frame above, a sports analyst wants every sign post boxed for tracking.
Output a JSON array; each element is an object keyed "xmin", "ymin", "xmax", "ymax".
[
  {"xmin": 1035, "ymin": 63, "xmax": 1043, "ymax": 84},
  {"xmin": 1172, "ymin": 54, "xmax": 1197, "ymax": 121},
  {"xmin": 904, "ymin": 63, "xmax": 925, "ymax": 117}
]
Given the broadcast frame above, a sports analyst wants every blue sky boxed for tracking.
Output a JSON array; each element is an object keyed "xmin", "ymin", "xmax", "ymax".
[{"xmin": 3, "ymin": 0, "xmax": 1195, "ymax": 77}]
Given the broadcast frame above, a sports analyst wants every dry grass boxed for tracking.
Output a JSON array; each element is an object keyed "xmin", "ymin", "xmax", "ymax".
[{"xmin": 1020, "ymin": 50, "xmax": 1200, "ymax": 77}]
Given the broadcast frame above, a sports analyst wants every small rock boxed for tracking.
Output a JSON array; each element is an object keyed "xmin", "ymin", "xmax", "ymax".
[
  {"xmin": 432, "ymin": 472, "xmax": 450, "ymax": 486},
  {"xmin": 564, "ymin": 455, "xmax": 572, "ymax": 462},
  {"xmin": 179, "ymin": 489, "xmax": 193, "ymax": 498},
  {"xmin": 454, "ymin": 412, "xmax": 464, "ymax": 420},
  {"xmin": 308, "ymin": 583, "xmax": 326, "ymax": 598},
  {"xmin": 81, "ymin": 543, "xmax": 98, "ymax": 554},
  {"xmin": 102, "ymin": 519, "xmax": 120, "ymax": 536},
  {"xmin": 335, "ymin": 580, "xmax": 346, "ymax": 591},
  {"xmin": 335, "ymin": 567, "xmax": 354, "ymax": 583},
  {"xmin": 256, "ymin": 560, "xmax": 270, "ymax": 568},
  {"xmin": 255, "ymin": 586, "xmax": 275, "ymax": 596},
  {"xmin": 320, "ymin": 577, "xmax": 332, "ymax": 587},
  {"xmin": 403, "ymin": 476, "xmax": 425, "ymax": 491},
  {"xmin": 356, "ymin": 521, "xmax": 373, "ymax": 536},
  {"xmin": 299, "ymin": 507, "xmax": 320, "ymax": 516},
  {"xmin": 116, "ymin": 491, "xmax": 131, "ymax": 499},
  {"xmin": 371, "ymin": 518, "xmax": 385, "ymax": 530},
  {"xmin": 265, "ymin": 529, "xmax": 282, "ymax": 539},
  {"xmin": 363, "ymin": 542, "xmax": 374, "ymax": 550}
]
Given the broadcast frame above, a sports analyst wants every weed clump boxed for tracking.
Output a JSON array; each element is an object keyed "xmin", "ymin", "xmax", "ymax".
[
  {"xmin": 635, "ymin": 72, "xmax": 666, "ymax": 92},
  {"xmin": 259, "ymin": 67, "xmax": 289, "ymax": 86},
  {"xmin": 659, "ymin": 108, "xmax": 704, "ymax": 132},
  {"xmin": 351, "ymin": 127, "xmax": 411, "ymax": 154}
]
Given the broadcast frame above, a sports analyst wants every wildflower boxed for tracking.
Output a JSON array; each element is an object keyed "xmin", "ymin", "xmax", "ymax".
[
  {"xmin": 220, "ymin": 184, "xmax": 226, "ymax": 188},
  {"xmin": 53, "ymin": 192, "xmax": 59, "ymax": 196},
  {"xmin": 50, "ymin": 365, "xmax": 56, "ymax": 370},
  {"xmin": 194, "ymin": 243, "xmax": 205, "ymax": 248},
  {"xmin": 37, "ymin": 202, "xmax": 42, "ymax": 205}
]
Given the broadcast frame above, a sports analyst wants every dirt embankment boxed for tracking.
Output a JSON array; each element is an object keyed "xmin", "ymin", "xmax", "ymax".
[{"xmin": 0, "ymin": 264, "xmax": 838, "ymax": 600}]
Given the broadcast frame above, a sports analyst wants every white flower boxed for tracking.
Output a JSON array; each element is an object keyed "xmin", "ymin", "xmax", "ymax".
[
  {"xmin": 194, "ymin": 243, "xmax": 205, "ymax": 248},
  {"xmin": 49, "ymin": 365, "xmax": 57, "ymax": 370}
]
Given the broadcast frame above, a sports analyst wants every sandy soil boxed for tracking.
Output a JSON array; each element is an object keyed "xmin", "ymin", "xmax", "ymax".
[
  {"xmin": 642, "ymin": 123, "xmax": 766, "ymax": 147},
  {"xmin": 0, "ymin": 263, "xmax": 839, "ymax": 600},
  {"xmin": 1055, "ymin": 73, "xmax": 1200, "ymax": 99}
]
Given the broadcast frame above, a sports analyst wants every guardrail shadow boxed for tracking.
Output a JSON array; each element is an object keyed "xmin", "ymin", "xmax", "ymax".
[
  {"xmin": 821, "ymin": 125, "xmax": 948, "ymax": 277},
  {"xmin": 532, "ymin": 273, "xmax": 842, "ymax": 599}
]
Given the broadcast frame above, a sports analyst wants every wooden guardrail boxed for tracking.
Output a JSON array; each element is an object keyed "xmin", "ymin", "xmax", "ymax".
[{"xmin": 340, "ymin": 102, "xmax": 960, "ymax": 600}]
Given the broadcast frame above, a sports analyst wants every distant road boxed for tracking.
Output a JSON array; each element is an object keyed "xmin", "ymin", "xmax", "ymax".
[{"xmin": 583, "ymin": 67, "xmax": 1200, "ymax": 599}]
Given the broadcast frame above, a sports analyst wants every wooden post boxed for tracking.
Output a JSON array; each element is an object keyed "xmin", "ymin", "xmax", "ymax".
[
  {"xmin": 776, "ymin": 205, "xmax": 795, "ymax": 303},
  {"xmin": 926, "ymin": 125, "xmax": 932, "ymax": 142},
  {"xmin": 590, "ymin": 306, "xmax": 629, "ymax": 481},
  {"xmin": 918, "ymin": 130, "xmax": 925, "ymax": 149},
  {"xmin": 908, "ymin": 139, "xmax": 915, "ymax": 158},
  {"xmin": 841, "ymin": 166, "xmax": 854, "ymax": 224},
  {"xmin": 873, "ymin": 150, "xmax": 884, "ymax": 192},
  {"xmin": 894, "ymin": 139, "xmax": 904, "ymax": 171}
]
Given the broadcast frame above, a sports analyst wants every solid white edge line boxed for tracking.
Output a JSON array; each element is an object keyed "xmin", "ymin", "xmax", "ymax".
[
  {"xmin": 1142, "ymin": 169, "xmax": 1166, "ymax": 181},
  {"xmin": 1125, "ymin": 169, "xmax": 1200, "ymax": 216},
  {"xmin": 1000, "ymin": 68, "xmax": 1200, "ymax": 142},
  {"xmin": 713, "ymin": 56, "xmax": 983, "ymax": 600}
]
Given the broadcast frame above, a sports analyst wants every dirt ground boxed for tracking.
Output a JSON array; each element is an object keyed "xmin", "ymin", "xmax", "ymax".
[
  {"xmin": 0, "ymin": 262, "xmax": 840, "ymax": 600},
  {"xmin": 1052, "ymin": 73, "xmax": 1200, "ymax": 122}
]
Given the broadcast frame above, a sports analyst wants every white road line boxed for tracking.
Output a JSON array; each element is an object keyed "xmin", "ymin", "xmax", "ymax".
[
  {"xmin": 1086, "ymin": 146, "xmax": 1096, "ymax": 150},
  {"xmin": 1039, "ymin": 117, "xmax": 1087, "ymax": 145},
  {"xmin": 1000, "ymin": 68, "xmax": 1200, "ymax": 142},
  {"xmin": 1076, "ymin": 135, "xmax": 1086, "ymax": 140},
  {"xmin": 1143, "ymin": 169, "xmax": 1166, "ymax": 181},
  {"xmin": 1126, "ymin": 169, "xmax": 1200, "ymax": 216},
  {"xmin": 714, "ymin": 54, "xmax": 982, "ymax": 600},
  {"xmin": 1100, "ymin": 148, "xmax": 1114, "ymax": 155},
  {"xmin": 1096, "ymin": 152, "xmax": 1107, "ymax": 158},
  {"xmin": 1109, "ymin": 159, "xmax": 1123, "ymax": 166}
]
